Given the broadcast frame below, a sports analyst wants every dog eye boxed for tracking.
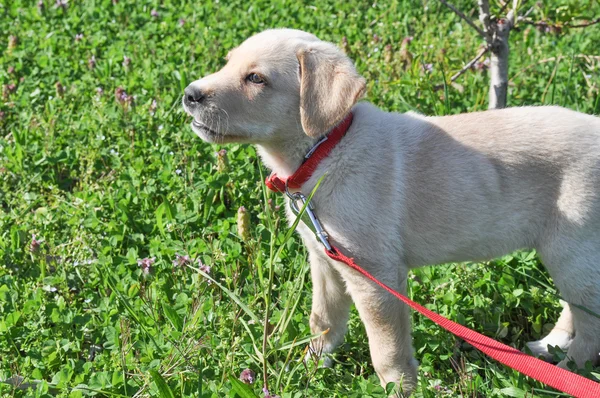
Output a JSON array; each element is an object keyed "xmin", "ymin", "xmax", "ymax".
[{"xmin": 246, "ymin": 73, "xmax": 265, "ymax": 84}]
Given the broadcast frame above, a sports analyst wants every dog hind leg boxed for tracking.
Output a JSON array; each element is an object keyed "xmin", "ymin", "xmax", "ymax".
[
  {"xmin": 557, "ymin": 303, "xmax": 600, "ymax": 369},
  {"xmin": 538, "ymin": 230, "xmax": 600, "ymax": 369},
  {"xmin": 525, "ymin": 301, "xmax": 574, "ymax": 360}
]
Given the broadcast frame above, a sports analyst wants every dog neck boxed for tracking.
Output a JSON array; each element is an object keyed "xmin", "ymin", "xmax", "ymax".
[
  {"xmin": 255, "ymin": 113, "xmax": 354, "ymax": 178},
  {"xmin": 256, "ymin": 134, "xmax": 321, "ymax": 178}
]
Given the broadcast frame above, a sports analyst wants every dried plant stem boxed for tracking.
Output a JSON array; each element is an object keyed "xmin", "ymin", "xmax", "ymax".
[{"xmin": 262, "ymin": 217, "xmax": 280, "ymax": 393}]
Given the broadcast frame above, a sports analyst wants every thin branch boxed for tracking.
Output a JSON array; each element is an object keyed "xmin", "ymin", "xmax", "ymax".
[
  {"xmin": 439, "ymin": 0, "xmax": 486, "ymax": 39},
  {"xmin": 518, "ymin": 17, "xmax": 600, "ymax": 29},
  {"xmin": 434, "ymin": 46, "xmax": 490, "ymax": 90},
  {"xmin": 477, "ymin": 0, "xmax": 490, "ymax": 19},
  {"xmin": 477, "ymin": 0, "xmax": 493, "ymax": 43},
  {"xmin": 498, "ymin": 0, "xmax": 510, "ymax": 16},
  {"xmin": 522, "ymin": 6, "xmax": 535, "ymax": 19},
  {"xmin": 450, "ymin": 46, "xmax": 490, "ymax": 82},
  {"xmin": 517, "ymin": 20, "xmax": 550, "ymax": 28},
  {"xmin": 569, "ymin": 17, "xmax": 600, "ymax": 28}
]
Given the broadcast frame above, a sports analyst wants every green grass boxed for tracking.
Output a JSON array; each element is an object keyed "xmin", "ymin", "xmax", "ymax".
[{"xmin": 1, "ymin": 0, "xmax": 599, "ymax": 397}]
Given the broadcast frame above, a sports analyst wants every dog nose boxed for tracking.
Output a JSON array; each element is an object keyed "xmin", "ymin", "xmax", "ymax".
[{"xmin": 184, "ymin": 85, "xmax": 206, "ymax": 104}]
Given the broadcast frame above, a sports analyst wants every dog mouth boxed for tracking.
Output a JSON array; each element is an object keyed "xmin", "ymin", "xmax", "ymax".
[
  {"xmin": 191, "ymin": 118, "xmax": 219, "ymax": 137},
  {"xmin": 189, "ymin": 115, "xmax": 247, "ymax": 144}
]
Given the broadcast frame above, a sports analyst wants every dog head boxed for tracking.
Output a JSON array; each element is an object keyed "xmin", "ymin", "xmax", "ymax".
[{"xmin": 182, "ymin": 29, "xmax": 366, "ymax": 144}]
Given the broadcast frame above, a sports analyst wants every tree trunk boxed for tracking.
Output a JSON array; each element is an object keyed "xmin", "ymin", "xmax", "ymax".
[
  {"xmin": 488, "ymin": 15, "xmax": 513, "ymax": 109},
  {"xmin": 478, "ymin": 0, "xmax": 514, "ymax": 109}
]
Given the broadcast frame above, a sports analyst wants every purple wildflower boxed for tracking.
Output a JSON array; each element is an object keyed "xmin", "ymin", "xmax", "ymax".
[
  {"xmin": 2, "ymin": 84, "xmax": 15, "ymax": 100},
  {"xmin": 262, "ymin": 387, "xmax": 280, "ymax": 398},
  {"xmin": 75, "ymin": 33, "xmax": 83, "ymax": 42},
  {"xmin": 115, "ymin": 87, "xmax": 133, "ymax": 107},
  {"xmin": 96, "ymin": 87, "xmax": 103, "ymax": 97},
  {"xmin": 137, "ymin": 257, "xmax": 155, "ymax": 275},
  {"xmin": 5, "ymin": 83, "xmax": 16, "ymax": 93},
  {"xmin": 178, "ymin": 18, "xmax": 185, "ymax": 27},
  {"xmin": 239, "ymin": 369, "xmax": 255, "ymax": 384},
  {"xmin": 122, "ymin": 55, "xmax": 131, "ymax": 68},
  {"xmin": 88, "ymin": 55, "xmax": 96, "ymax": 69},
  {"xmin": 115, "ymin": 87, "xmax": 124, "ymax": 101},
  {"xmin": 198, "ymin": 260, "xmax": 211, "ymax": 274},
  {"xmin": 150, "ymin": 9, "xmax": 159, "ymax": 18},
  {"xmin": 422, "ymin": 63, "xmax": 433, "ymax": 73},
  {"xmin": 55, "ymin": 0, "xmax": 68, "ymax": 9},
  {"xmin": 173, "ymin": 253, "xmax": 191, "ymax": 268},
  {"xmin": 7, "ymin": 66, "xmax": 14, "ymax": 74},
  {"xmin": 197, "ymin": 259, "xmax": 212, "ymax": 284},
  {"xmin": 30, "ymin": 234, "xmax": 41, "ymax": 253}
]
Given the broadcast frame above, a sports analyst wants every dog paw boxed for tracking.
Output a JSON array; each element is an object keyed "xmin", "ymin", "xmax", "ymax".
[
  {"xmin": 525, "ymin": 330, "xmax": 573, "ymax": 360},
  {"xmin": 525, "ymin": 340, "xmax": 554, "ymax": 360},
  {"xmin": 321, "ymin": 355, "xmax": 334, "ymax": 368}
]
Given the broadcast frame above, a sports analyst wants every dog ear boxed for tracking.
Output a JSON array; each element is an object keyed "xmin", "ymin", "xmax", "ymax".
[{"xmin": 297, "ymin": 44, "xmax": 366, "ymax": 137}]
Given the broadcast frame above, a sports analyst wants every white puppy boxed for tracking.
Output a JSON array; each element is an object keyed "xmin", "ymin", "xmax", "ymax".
[{"xmin": 182, "ymin": 29, "xmax": 600, "ymax": 394}]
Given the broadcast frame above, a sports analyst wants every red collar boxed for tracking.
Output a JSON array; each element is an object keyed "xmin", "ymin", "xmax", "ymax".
[{"xmin": 265, "ymin": 113, "xmax": 354, "ymax": 193}]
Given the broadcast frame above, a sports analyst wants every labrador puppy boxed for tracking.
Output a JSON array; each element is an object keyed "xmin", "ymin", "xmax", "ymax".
[{"xmin": 182, "ymin": 29, "xmax": 600, "ymax": 394}]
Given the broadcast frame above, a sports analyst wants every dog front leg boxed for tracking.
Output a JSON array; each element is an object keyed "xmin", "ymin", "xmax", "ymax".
[
  {"xmin": 343, "ymin": 267, "xmax": 418, "ymax": 396},
  {"xmin": 306, "ymin": 250, "xmax": 353, "ymax": 366}
]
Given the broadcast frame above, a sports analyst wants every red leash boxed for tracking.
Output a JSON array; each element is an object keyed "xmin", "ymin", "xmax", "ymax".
[
  {"xmin": 326, "ymin": 246, "xmax": 600, "ymax": 398},
  {"xmin": 267, "ymin": 112, "xmax": 600, "ymax": 397}
]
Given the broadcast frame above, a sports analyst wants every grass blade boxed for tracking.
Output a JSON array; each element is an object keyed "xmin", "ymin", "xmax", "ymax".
[
  {"xmin": 187, "ymin": 265, "xmax": 261, "ymax": 324},
  {"xmin": 161, "ymin": 302, "xmax": 184, "ymax": 332},
  {"xmin": 229, "ymin": 376, "xmax": 260, "ymax": 398},
  {"xmin": 149, "ymin": 370, "xmax": 175, "ymax": 398}
]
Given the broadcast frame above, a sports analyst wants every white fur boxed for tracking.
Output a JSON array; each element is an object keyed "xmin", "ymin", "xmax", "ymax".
[{"xmin": 183, "ymin": 29, "xmax": 600, "ymax": 395}]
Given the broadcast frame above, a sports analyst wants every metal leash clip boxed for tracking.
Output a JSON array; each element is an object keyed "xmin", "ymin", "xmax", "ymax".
[{"xmin": 285, "ymin": 183, "xmax": 332, "ymax": 251}]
